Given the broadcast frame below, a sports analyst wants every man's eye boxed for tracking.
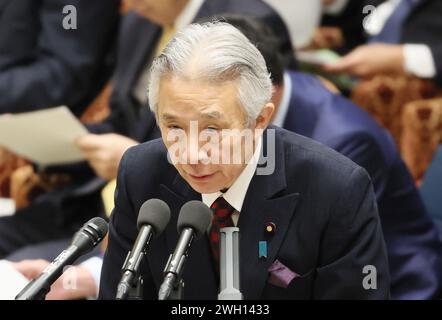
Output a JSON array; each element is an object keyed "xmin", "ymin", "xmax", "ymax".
[
  {"xmin": 205, "ymin": 126, "xmax": 219, "ymax": 132},
  {"xmin": 168, "ymin": 125, "xmax": 182, "ymax": 130}
]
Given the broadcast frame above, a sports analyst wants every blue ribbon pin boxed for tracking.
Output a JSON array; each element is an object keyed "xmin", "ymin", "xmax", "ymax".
[{"xmin": 259, "ymin": 241, "xmax": 267, "ymax": 259}]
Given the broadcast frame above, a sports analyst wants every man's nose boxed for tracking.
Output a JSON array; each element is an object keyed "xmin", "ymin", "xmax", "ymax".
[{"xmin": 187, "ymin": 136, "xmax": 210, "ymax": 164}]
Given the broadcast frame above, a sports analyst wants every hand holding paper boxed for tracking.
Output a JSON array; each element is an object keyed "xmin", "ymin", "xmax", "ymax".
[{"xmin": 75, "ymin": 133, "xmax": 138, "ymax": 180}]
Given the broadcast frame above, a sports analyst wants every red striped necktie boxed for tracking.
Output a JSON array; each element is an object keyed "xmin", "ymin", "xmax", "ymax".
[{"xmin": 209, "ymin": 197, "xmax": 235, "ymax": 275}]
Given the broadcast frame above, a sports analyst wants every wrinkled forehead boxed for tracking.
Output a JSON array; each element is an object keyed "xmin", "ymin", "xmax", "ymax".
[{"xmin": 157, "ymin": 76, "xmax": 243, "ymax": 118}]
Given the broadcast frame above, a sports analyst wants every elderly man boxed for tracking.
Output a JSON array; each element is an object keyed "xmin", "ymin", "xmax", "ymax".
[{"xmin": 99, "ymin": 22, "xmax": 389, "ymax": 299}]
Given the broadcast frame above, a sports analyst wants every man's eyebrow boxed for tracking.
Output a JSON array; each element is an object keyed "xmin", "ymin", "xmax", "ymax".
[
  {"xmin": 201, "ymin": 111, "xmax": 223, "ymax": 120},
  {"xmin": 161, "ymin": 111, "xmax": 224, "ymax": 121},
  {"xmin": 161, "ymin": 113, "xmax": 178, "ymax": 121}
]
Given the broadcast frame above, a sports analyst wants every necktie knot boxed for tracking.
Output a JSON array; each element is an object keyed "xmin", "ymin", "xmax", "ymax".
[{"xmin": 210, "ymin": 197, "xmax": 235, "ymax": 221}]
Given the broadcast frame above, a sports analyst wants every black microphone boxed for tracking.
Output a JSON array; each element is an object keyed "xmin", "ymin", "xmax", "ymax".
[
  {"xmin": 116, "ymin": 199, "xmax": 171, "ymax": 300},
  {"xmin": 15, "ymin": 217, "xmax": 108, "ymax": 300},
  {"xmin": 158, "ymin": 201, "xmax": 212, "ymax": 300}
]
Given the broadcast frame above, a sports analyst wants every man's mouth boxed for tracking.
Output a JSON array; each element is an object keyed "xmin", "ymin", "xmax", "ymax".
[{"xmin": 188, "ymin": 173, "xmax": 215, "ymax": 181}]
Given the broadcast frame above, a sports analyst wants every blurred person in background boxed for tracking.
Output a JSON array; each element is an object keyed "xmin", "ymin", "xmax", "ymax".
[
  {"xmin": 0, "ymin": 0, "xmax": 120, "ymax": 115},
  {"xmin": 324, "ymin": 0, "xmax": 442, "ymax": 87},
  {"xmin": 263, "ymin": 0, "xmax": 323, "ymax": 49},
  {"xmin": 0, "ymin": 0, "xmax": 122, "ymax": 261},
  {"xmin": 320, "ymin": 0, "xmax": 367, "ymax": 53}
]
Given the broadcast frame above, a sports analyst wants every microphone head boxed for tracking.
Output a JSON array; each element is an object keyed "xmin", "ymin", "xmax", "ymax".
[
  {"xmin": 177, "ymin": 201, "xmax": 212, "ymax": 239},
  {"xmin": 87, "ymin": 217, "xmax": 109, "ymax": 240},
  {"xmin": 137, "ymin": 199, "xmax": 171, "ymax": 237},
  {"xmin": 71, "ymin": 217, "xmax": 108, "ymax": 251}
]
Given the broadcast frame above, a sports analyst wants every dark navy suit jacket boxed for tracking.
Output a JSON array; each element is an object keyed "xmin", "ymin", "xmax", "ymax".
[
  {"xmin": 283, "ymin": 71, "xmax": 442, "ymax": 299},
  {"xmin": 0, "ymin": 0, "xmax": 120, "ymax": 116},
  {"xmin": 99, "ymin": 126, "xmax": 390, "ymax": 299}
]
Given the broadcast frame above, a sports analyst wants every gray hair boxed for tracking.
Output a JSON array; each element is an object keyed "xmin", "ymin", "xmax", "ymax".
[{"xmin": 147, "ymin": 21, "xmax": 273, "ymax": 127}]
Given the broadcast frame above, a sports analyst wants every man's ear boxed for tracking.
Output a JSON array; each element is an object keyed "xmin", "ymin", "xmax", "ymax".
[{"xmin": 255, "ymin": 102, "xmax": 275, "ymax": 130}]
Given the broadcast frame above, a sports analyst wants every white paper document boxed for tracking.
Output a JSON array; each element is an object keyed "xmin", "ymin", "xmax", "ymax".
[
  {"xmin": 0, "ymin": 106, "xmax": 88, "ymax": 166},
  {"xmin": 0, "ymin": 260, "xmax": 29, "ymax": 300},
  {"xmin": 0, "ymin": 198, "xmax": 15, "ymax": 217},
  {"xmin": 296, "ymin": 49, "xmax": 341, "ymax": 66}
]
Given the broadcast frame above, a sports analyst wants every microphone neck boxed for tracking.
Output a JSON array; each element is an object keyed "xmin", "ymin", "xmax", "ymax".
[{"xmin": 169, "ymin": 228, "xmax": 194, "ymax": 273}]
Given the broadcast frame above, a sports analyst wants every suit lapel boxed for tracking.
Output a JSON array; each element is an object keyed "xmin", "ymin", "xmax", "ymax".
[
  {"xmin": 160, "ymin": 174, "xmax": 200, "ymax": 253},
  {"xmin": 238, "ymin": 127, "xmax": 300, "ymax": 299},
  {"xmin": 239, "ymin": 193, "xmax": 299, "ymax": 299},
  {"xmin": 156, "ymin": 174, "xmax": 218, "ymax": 299}
]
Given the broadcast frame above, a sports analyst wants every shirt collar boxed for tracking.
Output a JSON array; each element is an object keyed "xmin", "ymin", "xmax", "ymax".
[
  {"xmin": 174, "ymin": 0, "xmax": 205, "ymax": 31},
  {"xmin": 272, "ymin": 72, "xmax": 292, "ymax": 127},
  {"xmin": 202, "ymin": 137, "xmax": 262, "ymax": 212}
]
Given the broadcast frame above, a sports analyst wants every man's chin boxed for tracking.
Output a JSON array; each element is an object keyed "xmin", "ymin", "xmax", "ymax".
[{"xmin": 186, "ymin": 180, "xmax": 221, "ymax": 195}]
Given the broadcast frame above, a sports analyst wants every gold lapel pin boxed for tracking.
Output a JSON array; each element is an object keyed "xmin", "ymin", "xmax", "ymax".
[{"xmin": 265, "ymin": 222, "xmax": 276, "ymax": 235}]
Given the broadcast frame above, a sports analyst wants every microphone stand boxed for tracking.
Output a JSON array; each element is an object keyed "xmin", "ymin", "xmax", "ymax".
[
  {"xmin": 117, "ymin": 250, "xmax": 147, "ymax": 300},
  {"xmin": 129, "ymin": 275, "xmax": 144, "ymax": 300},
  {"xmin": 158, "ymin": 255, "xmax": 185, "ymax": 300},
  {"xmin": 158, "ymin": 228, "xmax": 196, "ymax": 300},
  {"xmin": 168, "ymin": 279, "xmax": 184, "ymax": 300}
]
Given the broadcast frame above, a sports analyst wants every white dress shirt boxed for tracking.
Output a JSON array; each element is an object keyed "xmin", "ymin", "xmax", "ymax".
[
  {"xmin": 364, "ymin": 0, "xmax": 436, "ymax": 78},
  {"xmin": 271, "ymin": 72, "xmax": 292, "ymax": 128},
  {"xmin": 201, "ymin": 137, "xmax": 262, "ymax": 226}
]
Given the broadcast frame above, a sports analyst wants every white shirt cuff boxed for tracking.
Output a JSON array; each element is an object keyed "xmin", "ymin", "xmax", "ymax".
[
  {"xmin": 323, "ymin": 0, "xmax": 349, "ymax": 15},
  {"xmin": 79, "ymin": 256, "xmax": 103, "ymax": 298},
  {"xmin": 403, "ymin": 44, "xmax": 437, "ymax": 78}
]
